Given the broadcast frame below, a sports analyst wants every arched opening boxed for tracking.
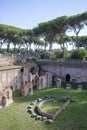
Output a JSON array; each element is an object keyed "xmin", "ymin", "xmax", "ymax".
[
  {"xmin": 66, "ymin": 74, "xmax": 70, "ymax": 82},
  {"xmin": 52, "ymin": 75, "xmax": 56, "ymax": 86},
  {"xmin": 21, "ymin": 67, "xmax": 24, "ymax": 73},
  {"xmin": 30, "ymin": 67, "xmax": 37, "ymax": 75},
  {"xmin": 32, "ymin": 79, "xmax": 37, "ymax": 90},
  {"xmin": 10, "ymin": 86, "xmax": 13, "ymax": 90}
]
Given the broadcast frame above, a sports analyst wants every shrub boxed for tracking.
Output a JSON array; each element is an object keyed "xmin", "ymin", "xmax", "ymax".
[{"xmin": 70, "ymin": 49, "xmax": 87, "ymax": 59}]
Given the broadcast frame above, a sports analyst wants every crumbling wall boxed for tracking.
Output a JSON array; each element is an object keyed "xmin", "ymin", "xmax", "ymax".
[
  {"xmin": 38, "ymin": 60, "xmax": 87, "ymax": 83},
  {"xmin": 0, "ymin": 67, "xmax": 22, "ymax": 91}
]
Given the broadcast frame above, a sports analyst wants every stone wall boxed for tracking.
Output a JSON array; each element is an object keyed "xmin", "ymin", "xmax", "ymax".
[
  {"xmin": 0, "ymin": 66, "xmax": 22, "ymax": 91},
  {"xmin": 20, "ymin": 67, "xmax": 52, "ymax": 95},
  {"xmin": 36, "ymin": 72, "xmax": 52, "ymax": 89},
  {"xmin": 0, "ymin": 87, "xmax": 13, "ymax": 107},
  {"xmin": 37, "ymin": 60, "xmax": 87, "ymax": 83},
  {"xmin": 0, "ymin": 54, "xmax": 35, "ymax": 66},
  {"xmin": 0, "ymin": 65, "xmax": 36, "ymax": 92},
  {"xmin": 21, "ymin": 82, "xmax": 33, "ymax": 96}
]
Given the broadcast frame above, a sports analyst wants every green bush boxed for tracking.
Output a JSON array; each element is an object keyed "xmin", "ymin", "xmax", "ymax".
[
  {"xmin": 54, "ymin": 49, "xmax": 70, "ymax": 60},
  {"xmin": 70, "ymin": 49, "xmax": 87, "ymax": 59},
  {"xmin": 40, "ymin": 51, "xmax": 51, "ymax": 59}
]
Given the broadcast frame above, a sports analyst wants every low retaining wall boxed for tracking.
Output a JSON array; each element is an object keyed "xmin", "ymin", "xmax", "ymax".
[
  {"xmin": 36, "ymin": 99, "xmax": 53, "ymax": 119},
  {"xmin": 36, "ymin": 99, "xmax": 70, "ymax": 120},
  {"xmin": 53, "ymin": 100, "xmax": 70, "ymax": 119}
]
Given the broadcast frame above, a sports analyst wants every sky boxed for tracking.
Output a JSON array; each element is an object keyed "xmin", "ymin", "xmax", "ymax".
[{"xmin": 0, "ymin": 0, "xmax": 87, "ymax": 30}]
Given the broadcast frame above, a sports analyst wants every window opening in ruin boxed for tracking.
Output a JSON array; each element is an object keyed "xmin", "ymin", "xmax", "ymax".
[
  {"xmin": 32, "ymin": 79, "xmax": 36, "ymax": 89},
  {"xmin": 66, "ymin": 74, "xmax": 70, "ymax": 82},
  {"xmin": 25, "ymin": 81, "xmax": 27, "ymax": 84},
  {"xmin": 30, "ymin": 67, "xmax": 36, "ymax": 74},
  {"xmin": 10, "ymin": 86, "xmax": 13, "ymax": 90},
  {"xmin": 21, "ymin": 67, "xmax": 24, "ymax": 73}
]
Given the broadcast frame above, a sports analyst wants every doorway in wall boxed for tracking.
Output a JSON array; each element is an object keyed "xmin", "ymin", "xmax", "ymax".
[
  {"xmin": 66, "ymin": 74, "xmax": 70, "ymax": 82},
  {"xmin": 52, "ymin": 75, "xmax": 56, "ymax": 86}
]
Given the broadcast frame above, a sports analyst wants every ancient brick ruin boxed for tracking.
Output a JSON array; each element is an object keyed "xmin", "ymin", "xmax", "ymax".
[
  {"xmin": 0, "ymin": 87, "xmax": 13, "ymax": 107},
  {"xmin": 38, "ymin": 60, "xmax": 87, "ymax": 83},
  {"xmin": 0, "ymin": 61, "xmax": 52, "ymax": 107},
  {"xmin": 0, "ymin": 54, "xmax": 87, "ymax": 108}
]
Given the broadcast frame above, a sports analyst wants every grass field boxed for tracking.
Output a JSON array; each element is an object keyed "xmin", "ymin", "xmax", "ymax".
[
  {"xmin": 41, "ymin": 99, "xmax": 63, "ymax": 115},
  {"xmin": 0, "ymin": 84, "xmax": 87, "ymax": 130}
]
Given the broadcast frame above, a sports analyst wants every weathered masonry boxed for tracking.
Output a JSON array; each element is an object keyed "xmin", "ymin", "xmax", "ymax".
[
  {"xmin": 1, "ymin": 59, "xmax": 87, "ymax": 108},
  {"xmin": 37, "ymin": 60, "xmax": 87, "ymax": 83},
  {"xmin": 0, "ymin": 65, "xmax": 52, "ymax": 107}
]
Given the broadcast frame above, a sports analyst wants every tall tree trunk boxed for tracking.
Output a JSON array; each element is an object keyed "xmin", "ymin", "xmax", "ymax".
[
  {"xmin": 18, "ymin": 44, "xmax": 21, "ymax": 54},
  {"xmin": 7, "ymin": 43, "xmax": 10, "ymax": 52},
  {"xmin": 0, "ymin": 43, "xmax": 3, "ymax": 53},
  {"xmin": 13, "ymin": 44, "xmax": 16, "ymax": 53},
  {"xmin": 29, "ymin": 43, "xmax": 31, "ymax": 50},
  {"xmin": 62, "ymin": 43, "xmax": 65, "ymax": 61},
  {"xmin": 49, "ymin": 42, "xmax": 52, "ymax": 60},
  {"xmin": 76, "ymin": 32, "xmax": 79, "ymax": 49}
]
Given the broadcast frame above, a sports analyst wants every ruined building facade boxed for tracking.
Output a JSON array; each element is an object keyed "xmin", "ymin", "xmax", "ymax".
[
  {"xmin": 0, "ymin": 65, "xmax": 52, "ymax": 108},
  {"xmin": 1, "ymin": 56, "xmax": 87, "ymax": 108},
  {"xmin": 37, "ymin": 60, "xmax": 87, "ymax": 83}
]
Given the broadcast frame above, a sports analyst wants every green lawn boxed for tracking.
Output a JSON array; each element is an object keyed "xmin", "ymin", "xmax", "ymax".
[
  {"xmin": 41, "ymin": 99, "xmax": 63, "ymax": 115},
  {"xmin": 0, "ymin": 85, "xmax": 87, "ymax": 130}
]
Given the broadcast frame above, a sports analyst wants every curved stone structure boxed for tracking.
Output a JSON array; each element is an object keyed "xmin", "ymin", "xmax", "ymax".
[
  {"xmin": 36, "ymin": 99, "xmax": 53, "ymax": 119},
  {"xmin": 36, "ymin": 98, "xmax": 70, "ymax": 120}
]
